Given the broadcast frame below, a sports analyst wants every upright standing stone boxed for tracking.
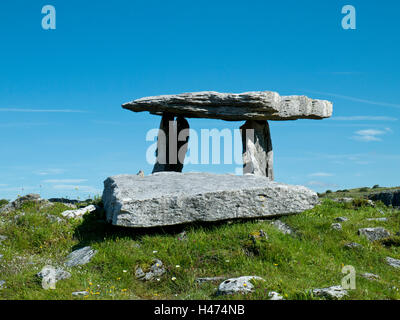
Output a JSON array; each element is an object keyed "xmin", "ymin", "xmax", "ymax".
[
  {"xmin": 240, "ymin": 120, "xmax": 274, "ymax": 179},
  {"xmin": 152, "ymin": 112, "xmax": 174, "ymax": 173}
]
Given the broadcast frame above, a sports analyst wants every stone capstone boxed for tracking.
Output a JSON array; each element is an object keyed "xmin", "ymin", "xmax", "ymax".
[
  {"xmin": 102, "ymin": 172, "xmax": 319, "ymax": 228},
  {"xmin": 123, "ymin": 91, "xmax": 333, "ymax": 121}
]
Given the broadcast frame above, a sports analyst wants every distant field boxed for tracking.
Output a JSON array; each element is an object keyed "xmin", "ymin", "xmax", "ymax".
[{"xmin": 320, "ymin": 186, "xmax": 400, "ymax": 200}]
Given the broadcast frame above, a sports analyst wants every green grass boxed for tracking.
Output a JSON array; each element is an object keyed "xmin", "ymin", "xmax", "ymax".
[
  {"xmin": 0, "ymin": 198, "xmax": 399, "ymax": 300},
  {"xmin": 321, "ymin": 186, "xmax": 400, "ymax": 199}
]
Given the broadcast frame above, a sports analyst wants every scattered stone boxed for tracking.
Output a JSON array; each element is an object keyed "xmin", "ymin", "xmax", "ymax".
[
  {"xmin": 360, "ymin": 273, "xmax": 380, "ymax": 281},
  {"xmin": 386, "ymin": 257, "xmax": 400, "ymax": 269},
  {"xmin": 335, "ymin": 217, "xmax": 348, "ymax": 222},
  {"xmin": 45, "ymin": 214, "xmax": 64, "ymax": 223},
  {"xmin": 331, "ymin": 223, "xmax": 342, "ymax": 231},
  {"xmin": 366, "ymin": 218, "xmax": 388, "ymax": 222},
  {"xmin": 65, "ymin": 246, "xmax": 97, "ymax": 267},
  {"xmin": 61, "ymin": 205, "xmax": 97, "ymax": 219},
  {"xmin": 37, "ymin": 265, "xmax": 71, "ymax": 289},
  {"xmin": 0, "ymin": 280, "xmax": 5, "ymax": 289},
  {"xmin": 0, "ymin": 194, "xmax": 46, "ymax": 213},
  {"xmin": 123, "ymin": 91, "xmax": 333, "ymax": 121},
  {"xmin": 103, "ymin": 173, "xmax": 319, "ymax": 228},
  {"xmin": 196, "ymin": 276, "xmax": 226, "ymax": 284},
  {"xmin": 136, "ymin": 259, "xmax": 166, "ymax": 281},
  {"xmin": 72, "ymin": 291, "xmax": 89, "ymax": 296},
  {"xmin": 312, "ymin": 285, "xmax": 348, "ymax": 299},
  {"xmin": 358, "ymin": 227, "xmax": 390, "ymax": 242},
  {"xmin": 0, "ymin": 254, "xmax": 3, "ymax": 261},
  {"xmin": 271, "ymin": 220, "xmax": 295, "ymax": 235},
  {"xmin": 216, "ymin": 276, "xmax": 265, "ymax": 295},
  {"xmin": 268, "ymin": 291, "xmax": 284, "ymax": 300},
  {"xmin": 378, "ymin": 209, "xmax": 385, "ymax": 215},
  {"xmin": 0, "ymin": 235, "xmax": 6, "ymax": 244},
  {"xmin": 344, "ymin": 242, "xmax": 363, "ymax": 249},
  {"xmin": 369, "ymin": 189, "xmax": 400, "ymax": 207}
]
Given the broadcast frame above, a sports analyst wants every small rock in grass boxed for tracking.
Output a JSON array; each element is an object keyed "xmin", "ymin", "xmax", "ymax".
[
  {"xmin": 137, "ymin": 170, "xmax": 145, "ymax": 177},
  {"xmin": 0, "ymin": 280, "xmax": 5, "ymax": 289},
  {"xmin": 0, "ymin": 254, "xmax": 3, "ymax": 261},
  {"xmin": 65, "ymin": 246, "xmax": 97, "ymax": 267},
  {"xmin": 72, "ymin": 291, "xmax": 89, "ymax": 296},
  {"xmin": 61, "ymin": 205, "xmax": 97, "ymax": 219},
  {"xmin": 177, "ymin": 231, "xmax": 187, "ymax": 241},
  {"xmin": 136, "ymin": 259, "xmax": 166, "ymax": 281},
  {"xmin": 331, "ymin": 223, "xmax": 342, "ymax": 231},
  {"xmin": 358, "ymin": 227, "xmax": 390, "ymax": 242},
  {"xmin": 268, "ymin": 291, "xmax": 284, "ymax": 300},
  {"xmin": 312, "ymin": 285, "xmax": 348, "ymax": 299},
  {"xmin": 386, "ymin": 257, "xmax": 400, "ymax": 269},
  {"xmin": 217, "ymin": 276, "xmax": 265, "ymax": 295},
  {"xmin": 196, "ymin": 277, "xmax": 226, "ymax": 284},
  {"xmin": 0, "ymin": 235, "xmax": 7, "ymax": 243},
  {"xmin": 360, "ymin": 273, "xmax": 380, "ymax": 281},
  {"xmin": 37, "ymin": 265, "xmax": 71, "ymax": 289},
  {"xmin": 366, "ymin": 218, "xmax": 388, "ymax": 222},
  {"xmin": 344, "ymin": 242, "xmax": 363, "ymax": 249},
  {"xmin": 271, "ymin": 220, "xmax": 295, "ymax": 235},
  {"xmin": 335, "ymin": 217, "xmax": 348, "ymax": 222}
]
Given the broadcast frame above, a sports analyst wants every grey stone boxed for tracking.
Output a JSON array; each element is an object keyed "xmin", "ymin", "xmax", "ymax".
[
  {"xmin": 0, "ymin": 280, "xmax": 5, "ymax": 289},
  {"xmin": 136, "ymin": 259, "xmax": 166, "ymax": 281},
  {"xmin": 45, "ymin": 214, "xmax": 64, "ymax": 223},
  {"xmin": 177, "ymin": 231, "xmax": 187, "ymax": 241},
  {"xmin": 37, "ymin": 265, "xmax": 71, "ymax": 289},
  {"xmin": 137, "ymin": 170, "xmax": 145, "ymax": 177},
  {"xmin": 358, "ymin": 227, "xmax": 390, "ymax": 241},
  {"xmin": 0, "ymin": 194, "xmax": 43, "ymax": 213},
  {"xmin": 369, "ymin": 189, "xmax": 400, "ymax": 207},
  {"xmin": 360, "ymin": 273, "xmax": 380, "ymax": 281},
  {"xmin": 0, "ymin": 254, "xmax": 3, "ymax": 261},
  {"xmin": 344, "ymin": 242, "xmax": 363, "ymax": 249},
  {"xmin": 216, "ymin": 276, "xmax": 265, "ymax": 295},
  {"xmin": 0, "ymin": 235, "xmax": 7, "ymax": 243},
  {"xmin": 61, "ymin": 205, "xmax": 97, "ymax": 219},
  {"xmin": 268, "ymin": 291, "xmax": 284, "ymax": 300},
  {"xmin": 366, "ymin": 218, "xmax": 388, "ymax": 222},
  {"xmin": 240, "ymin": 120, "xmax": 274, "ymax": 179},
  {"xmin": 312, "ymin": 285, "xmax": 348, "ymax": 299},
  {"xmin": 386, "ymin": 257, "xmax": 400, "ymax": 269},
  {"xmin": 123, "ymin": 91, "xmax": 333, "ymax": 121},
  {"xmin": 72, "ymin": 291, "xmax": 89, "ymax": 296},
  {"xmin": 196, "ymin": 277, "xmax": 226, "ymax": 284},
  {"xmin": 331, "ymin": 223, "xmax": 342, "ymax": 231},
  {"xmin": 271, "ymin": 220, "xmax": 295, "ymax": 235},
  {"xmin": 335, "ymin": 217, "xmax": 349, "ymax": 222},
  {"xmin": 65, "ymin": 246, "xmax": 97, "ymax": 267},
  {"xmin": 103, "ymin": 172, "xmax": 319, "ymax": 228}
]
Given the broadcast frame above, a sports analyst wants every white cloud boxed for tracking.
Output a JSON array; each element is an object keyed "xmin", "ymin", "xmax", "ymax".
[
  {"xmin": 307, "ymin": 181, "xmax": 339, "ymax": 188},
  {"xmin": 352, "ymin": 128, "xmax": 392, "ymax": 142},
  {"xmin": 34, "ymin": 169, "xmax": 65, "ymax": 176},
  {"xmin": 309, "ymin": 172, "xmax": 334, "ymax": 177},
  {"xmin": 52, "ymin": 184, "xmax": 101, "ymax": 194},
  {"xmin": 43, "ymin": 179, "xmax": 87, "ymax": 184}
]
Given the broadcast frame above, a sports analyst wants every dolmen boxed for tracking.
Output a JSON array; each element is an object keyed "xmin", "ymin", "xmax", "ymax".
[{"xmin": 103, "ymin": 91, "xmax": 332, "ymax": 228}]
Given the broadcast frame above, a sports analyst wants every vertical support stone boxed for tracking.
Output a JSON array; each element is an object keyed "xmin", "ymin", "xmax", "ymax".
[
  {"xmin": 240, "ymin": 120, "xmax": 274, "ymax": 180},
  {"xmin": 152, "ymin": 113, "xmax": 190, "ymax": 173}
]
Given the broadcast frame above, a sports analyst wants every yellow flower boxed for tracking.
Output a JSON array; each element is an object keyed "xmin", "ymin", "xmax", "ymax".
[
  {"xmin": 89, "ymin": 282, "xmax": 93, "ymax": 286},
  {"xmin": 94, "ymin": 292, "xmax": 100, "ymax": 295},
  {"xmin": 116, "ymin": 277, "xmax": 121, "ymax": 280},
  {"xmin": 121, "ymin": 289, "xmax": 127, "ymax": 292},
  {"xmin": 243, "ymin": 283, "xmax": 247, "ymax": 287}
]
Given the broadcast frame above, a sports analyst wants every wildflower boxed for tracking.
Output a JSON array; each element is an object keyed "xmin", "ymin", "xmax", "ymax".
[
  {"xmin": 274, "ymin": 264, "xmax": 278, "ymax": 266},
  {"xmin": 176, "ymin": 265, "xmax": 180, "ymax": 268},
  {"xmin": 171, "ymin": 277, "xmax": 177, "ymax": 281},
  {"xmin": 123, "ymin": 270, "xmax": 127, "ymax": 273},
  {"xmin": 153, "ymin": 250, "xmax": 158, "ymax": 254},
  {"xmin": 94, "ymin": 292, "xmax": 100, "ymax": 295},
  {"xmin": 243, "ymin": 283, "xmax": 247, "ymax": 287},
  {"xmin": 121, "ymin": 289, "xmax": 127, "ymax": 292},
  {"xmin": 156, "ymin": 278, "xmax": 160, "ymax": 281},
  {"xmin": 89, "ymin": 282, "xmax": 93, "ymax": 286},
  {"xmin": 116, "ymin": 277, "xmax": 121, "ymax": 280},
  {"xmin": 225, "ymin": 260, "xmax": 230, "ymax": 263}
]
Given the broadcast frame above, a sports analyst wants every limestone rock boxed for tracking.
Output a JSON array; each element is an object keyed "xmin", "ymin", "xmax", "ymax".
[
  {"xmin": 386, "ymin": 257, "xmax": 400, "ymax": 269},
  {"xmin": 270, "ymin": 220, "xmax": 295, "ymax": 235},
  {"xmin": 344, "ymin": 242, "xmax": 363, "ymax": 249},
  {"xmin": 0, "ymin": 194, "xmax": 44, "ymax": 213},
  {"xmin": 216, "ymin": 276, "xmax": 265, "ymax": 295},
  {"xmin": 61, "ymin": 205, "xmax": 97, "ymax": 219},
  {"xmin": 123, "ymin": 91, "xmax": 333, "ymax": 121},
  {"xmin": 135, "ymin": 259, "xmax": 166, "ymax": 281},
  {"xmin": 335, "ymin": 217, "xmax": 349, "ymax": 222},
  {"xmin": 331, "ymin": 223, "xmax": 342, "ymax": 231},
  {"xmin": 65, "ymin": 246, "xmax": 97, "ymax": 267},
  {"xmin": 360, "ymin": 273, "xmax": 380, "ymax": 281},
  {"xmin": 369, "ymin": 189, "xmax": 400, "ymax": 207},
  {"xmin": 358, "ymin": 227, "xmax": 390, "ymax": 242},
  {"xmin": 366, "ymin": 217, "xmax": 388, "ymax": 222},
  {"xmin": 103, "ymin": 172, "xmax": 319, "ymax": 228},
  {"xmin": 0, "ymin": 280, "xmax": 5, "ymax": 289},
  {"xmin": 268, "ymin": 291, "xmax": 284, "ymax": 300},
  {"xmin": 37, "ymin": 265, "xmax": 71, "ymax": 289},
  {"xmin": 312, "ymin": 285, "xmax": 348, "ymax": 299},
  {"xmin": 72, "ymin": 291, "xmax": 89, "ymax": 296}
]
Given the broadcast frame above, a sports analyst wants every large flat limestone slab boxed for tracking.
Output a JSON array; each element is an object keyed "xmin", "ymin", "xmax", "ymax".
[
  {"xmin": 122, "ymin": 91, "xmax": 332, "ymax": 121},
  {"xmin": 102, "ymin": 172, "xmax": 319, "ymax": 228}
]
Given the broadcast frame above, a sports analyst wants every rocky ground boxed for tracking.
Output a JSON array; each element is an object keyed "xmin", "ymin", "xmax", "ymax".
[{"xmin": 0, "ymin": 193, "xmax": 399, "ymax": 300}]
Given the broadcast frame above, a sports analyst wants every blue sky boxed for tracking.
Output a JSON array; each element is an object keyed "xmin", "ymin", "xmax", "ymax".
[{"xmin": 0, "ymin": 0, "xmax": 399, "ymax": 200}]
